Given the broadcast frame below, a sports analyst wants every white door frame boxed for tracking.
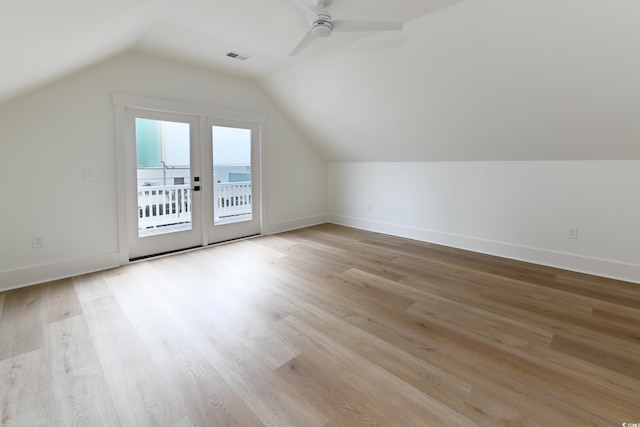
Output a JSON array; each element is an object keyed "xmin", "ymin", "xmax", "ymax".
[{"xmin": 113, "ymin": 93, "xmax": 267, "ymax": 264}]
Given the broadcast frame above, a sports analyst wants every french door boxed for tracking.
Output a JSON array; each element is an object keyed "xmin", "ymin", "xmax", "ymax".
[
  {"xmin": 123, "ymin": 106, "xmax": 261, "ymax": 260},
  {"xmin": 204, "ymin": 118, "xmax": 261, "ymax": 244}
]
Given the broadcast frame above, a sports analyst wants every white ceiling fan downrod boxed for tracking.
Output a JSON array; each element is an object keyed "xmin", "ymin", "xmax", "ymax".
[{"xmin": 313, "ymin": 0, "xmax": 332, "ymax": 9}]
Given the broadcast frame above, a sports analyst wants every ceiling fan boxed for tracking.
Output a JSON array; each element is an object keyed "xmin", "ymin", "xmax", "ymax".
[{"xmin": 288, "ymin": 0, "xmax": 404, "ymax": 56}]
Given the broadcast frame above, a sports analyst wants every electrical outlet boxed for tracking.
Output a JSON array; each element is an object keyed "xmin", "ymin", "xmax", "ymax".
[
  {"xmin": 32, "ymin": 236, "xmax": 45, "ymax": 247},
  {"xmin": 567, "ymin": 228, "xmax": 578, "ymax": 239}
]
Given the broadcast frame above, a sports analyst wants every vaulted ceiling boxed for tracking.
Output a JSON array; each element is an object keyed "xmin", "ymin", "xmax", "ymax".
[
  {"xmin": 3, "ymin": 0, "xmax": 640, "ymax": 161},
  {"xmin": 0, "ymin": 0, "xmax": 461, "ymax": 102}
]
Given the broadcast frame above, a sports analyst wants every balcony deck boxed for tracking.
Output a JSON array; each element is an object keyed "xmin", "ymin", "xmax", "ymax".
[{"xmin": 139, "ymin": 223, "xmax": 192, "ymax": 237}]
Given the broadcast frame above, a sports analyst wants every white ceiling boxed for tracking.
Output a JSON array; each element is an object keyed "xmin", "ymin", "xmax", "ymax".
[
  {"xmin": 0, "ymin": 0, "xmax": 462, "ymax": 103},
  {"xmin": 3, "ymin": 0, "xmax": 639, "ymax": 162}
]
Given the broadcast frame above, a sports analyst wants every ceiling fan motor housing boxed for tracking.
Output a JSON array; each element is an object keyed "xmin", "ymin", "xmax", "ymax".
[
  {"xmin": 288, "ymin": 0, "xmax": 403, "ymax": 55},
  {"xmin": 311, "ymin": 19, "xmax": 333, "ymax": 37}
]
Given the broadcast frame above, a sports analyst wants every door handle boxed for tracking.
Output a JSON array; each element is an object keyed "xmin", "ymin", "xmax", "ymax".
[{"xmin": 193, "ymin": 185, "xmax": 201, "ymax": 192}]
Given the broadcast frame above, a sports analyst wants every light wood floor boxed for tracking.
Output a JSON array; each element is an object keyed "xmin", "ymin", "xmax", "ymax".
[{"xmin": 1, "ymin": 224, "xmax": 639, "ymax": 426}]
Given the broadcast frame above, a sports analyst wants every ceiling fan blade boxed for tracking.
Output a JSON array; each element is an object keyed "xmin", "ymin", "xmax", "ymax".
[
  {"xmin": 332, "ymin": 20, "xmax": 404, "ymax": 32},
  {"xmin": 287, "ymin": 0, "xmax": 319, "ymax": 24},
  {"xmin": 290, "ymin": 30, "xmax": 317, "ymax": 56}
]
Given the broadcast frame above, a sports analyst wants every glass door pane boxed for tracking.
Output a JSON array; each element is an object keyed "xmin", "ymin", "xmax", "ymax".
[
  {"xmin": 135, "ymin": 118, "xmax": 192, "ymax": 237},
  {"xmin": 212, "ymin": 126, "xmax": 252, "ymax": 225}
]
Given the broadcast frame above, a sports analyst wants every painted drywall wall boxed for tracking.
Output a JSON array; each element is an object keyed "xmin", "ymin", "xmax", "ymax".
[
  {"xmin": 0, "ymin": 52, "xmax": 327, "ymax": 290},
  {"xmin": 259, "ymin": 0, "xmax": 640, "ymax": 162},
  {"xmin": 328, "ymin": 161, "xmax": 640, "ymax": 283}
]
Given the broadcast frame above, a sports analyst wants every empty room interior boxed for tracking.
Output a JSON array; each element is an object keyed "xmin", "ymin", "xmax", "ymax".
[{"xmin": 1, "ymin": 0, "xmax": 639, "ymax": 425}]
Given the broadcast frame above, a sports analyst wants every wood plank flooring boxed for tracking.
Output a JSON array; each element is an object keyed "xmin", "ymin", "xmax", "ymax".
[{"xmin": 1, "ymin": 223, "xmax": 639, "ymax": 426}]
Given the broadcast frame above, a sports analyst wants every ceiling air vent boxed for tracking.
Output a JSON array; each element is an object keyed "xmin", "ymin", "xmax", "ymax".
[{"xmin": 226, "ymin": 51, "xmax": 250, "ymax": 61}]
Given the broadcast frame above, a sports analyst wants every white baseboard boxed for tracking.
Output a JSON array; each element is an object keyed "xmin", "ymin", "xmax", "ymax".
[
  {"xmin": 4, "ymin": 216, "xmax": 637, "ymax": 291},
  {"xmin": 265, "ymin": 214, "xmax": 328, "ymax": 235},
  {"xmin": 329, "ymin": 214, "xmax": 640, "ymax": 285},
  {"xmin": 0, "ymin": 252, "xmax": 121, "ymax": 292}
]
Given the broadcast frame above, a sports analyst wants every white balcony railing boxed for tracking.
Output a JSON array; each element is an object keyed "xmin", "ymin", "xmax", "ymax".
[
  {"xmin": 138, "ymin": 182, "xmax": 252, "ymax": 231},
  {"xmin": 138, "ymin": 184, "xmax": 192, "ymax": 230},
  {"xmin": 214, "ymin": 181, "xmax": 252, "ymax": 221}
]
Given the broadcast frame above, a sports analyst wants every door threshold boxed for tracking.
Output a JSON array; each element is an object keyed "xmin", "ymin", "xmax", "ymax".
[
  {"xmin": 207, "ymin": 233, "xmax": 261, "ymax": 247},
  {"xmin": 129, "ymin": 233, "xmax": 262, "ymax": 263},
  {"xmin": 129, "ymin": 245, "xmax": 203, "ymax": 263}
]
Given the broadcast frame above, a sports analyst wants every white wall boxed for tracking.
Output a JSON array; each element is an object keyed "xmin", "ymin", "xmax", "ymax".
[
  {"xmin": 329, "ymin": 161, "xmax": 640, "ymax": 284},
  {"xmin": 0, "ymin": 52, "xmax": 327, "ymax": 291}
]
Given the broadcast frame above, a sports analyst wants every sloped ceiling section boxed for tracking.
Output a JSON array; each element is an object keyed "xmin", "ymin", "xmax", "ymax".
[
  {"xmin": 0, "ymin": 0, "xmax": 158, "ymax": 103},
  {"xmin": 3, "ymin": 0, "xmax": 639, "ymax": 162},
  {"xmin": 258, "ymin": 0, "xmax": 640, "ymax": 161},
  {"xmin": 0, "ymin": 0, "xmax": 465, "ymax": 104},
  {"xmin": 134, "ymin": 0, "xmax": 466, "ymax": 81}
]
